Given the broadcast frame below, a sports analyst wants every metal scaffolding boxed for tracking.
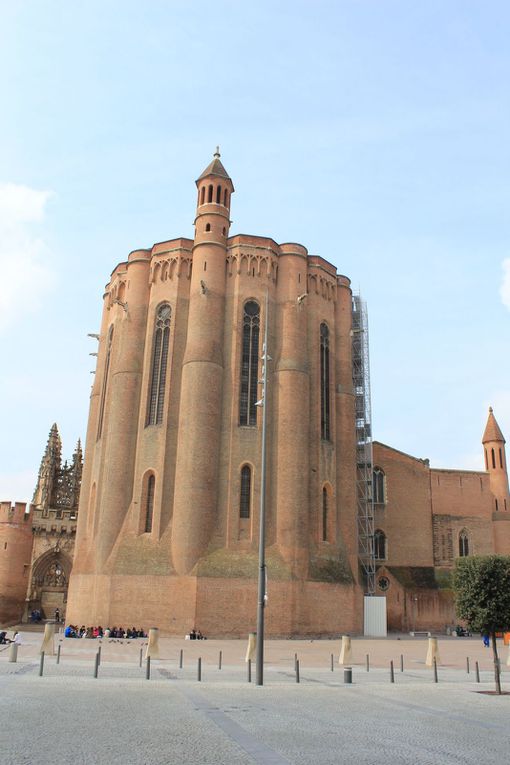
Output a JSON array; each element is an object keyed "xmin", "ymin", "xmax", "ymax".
[{"xmin": 351, "ymin": 293, "xmax": 375, "ymax": 596}]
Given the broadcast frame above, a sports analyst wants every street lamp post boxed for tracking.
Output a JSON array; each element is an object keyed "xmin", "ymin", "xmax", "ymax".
[{"xmin": 255, "ymin": 291, "xmax": 270, "ymax": 686}]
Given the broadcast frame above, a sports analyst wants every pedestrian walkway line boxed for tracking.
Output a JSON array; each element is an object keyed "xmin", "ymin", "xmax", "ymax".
[{"xmin": 179, "ymin": 686, "xmax": 292, "ymax": 765}]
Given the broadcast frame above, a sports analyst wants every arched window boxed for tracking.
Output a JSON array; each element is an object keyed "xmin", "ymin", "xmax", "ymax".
[
  {"xmin": 320, "ymin": 323, "xmax": 330, "ymax": 440},
  {"xmin": 459, "ymin": 530, "xmax": 469, "ymax": 557},
  {"xmin": 200, "ymin": 187, "xmax": 205, "ymax": 205},
  {"xmin": 97, "ymin": 325, "xmax": 114, "ymax": 439},
  {"xmin": 374, "ymin": 530, "xmax": 386, "ymax": 560},
  {"xmin": 216, "ymin": 185, "xmax": 222, "ymax": 203},
  {"xmin": 205, "ymin": 223, "xmax": 211, "ymax": 232},
  {"xmin": 146, "ymin": 304, "xmax": 171, "ymax": 426},
  {"xmin": 322, "ymin": 487, "xmax": 328, "ymax": 542},
  {"xmin": 144, "ymin": 473, "xmax": 155, "ymax": 533},
  {"xmin": 373, "ymin": 468, "xmax": 385, "ymax": 504},
  {"xmin": 240, "ymin": 465, "xmax": 252, "ymax": 518},
  {"xmin": 239, "ymin": 301, "xmax": 260, "ymax": 426},
  {"xmin": 207, "ymin": 184, "xmax": 213, "ymax": 203},
  {"xmin": 224, "ymin": 188, "xmax": 228, "ymax": 206},
  {"xmin": 492, "ymin": 448, "xmax": 496, "ymax": 468}
]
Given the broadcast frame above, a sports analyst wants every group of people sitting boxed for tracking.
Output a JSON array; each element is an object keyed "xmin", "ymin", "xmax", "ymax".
[
  {"xmin": 188, "ymin": 629, "xmax": 206, "ymax": 640},
  {"xmin": 0, "ymin": 631, "xmax": 21, "ymax": 645},
  {"xmin": 64, "ymin": 625, "xmax": 147, "ymax": 639}
]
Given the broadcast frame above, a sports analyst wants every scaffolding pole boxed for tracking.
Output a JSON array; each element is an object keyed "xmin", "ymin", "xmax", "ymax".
[{"xmin": 351, "ymin": 294, "xmax": 375, "ymax": 596}]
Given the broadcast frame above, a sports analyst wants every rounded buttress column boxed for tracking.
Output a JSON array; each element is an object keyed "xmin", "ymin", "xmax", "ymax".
[
  {"xmin": 274, "ymin": 244, "xmax": 310, "ymax": 575},
  {"xmin": 171, "ymin": 156, "xmax": 233, "ymax": 574},
  {"xmin": 94, "ymin": 250, "xmax": 151, "ymax": 570}
]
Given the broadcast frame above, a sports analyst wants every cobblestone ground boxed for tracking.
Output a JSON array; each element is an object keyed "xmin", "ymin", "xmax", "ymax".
[{"xmin": 1, "ymin": 633, "xmax": 509, "ymax": 764}]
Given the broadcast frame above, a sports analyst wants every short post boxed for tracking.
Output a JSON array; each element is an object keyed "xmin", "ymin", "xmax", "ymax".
[
  {"xmin": 296, "ymin": 659, "xmax": 300, "ymax": 683},
  {"xmin": 146, "ymin": 655, "xmax": 151, "ymax": 680},
  {"xmin": 8, "ymin": 643, "xmax": 18, "ymax": 663},
  {"xmin": 219, "ymin": 650, "xmax": 222, "ymax": 670},
  {"xmin": 179, "ymin": 649, "xmax": 183, "ymax": 669},
  {"xmin": 198, "ymin": 657, "xmax": 202, "ymax": 682},
  {"xmin": 466, "ymin": 656, "xmax": 470, "ymax": 674},
  {"xmin": 97, "ymin": 644, "xmax": 102, "ymax": 666},
  {"xmin": 400, "ymin": 654, "xmax": 404, "ymax": 672},
  {"xmin": 294, "ymin": 652, "xmax": 298, "ymax": 671},
  {"xmin": 390, "ymin": 660, "xmax": 395, "ymax": 683},
  {"xmin": 475, "ymin": 660, "xmax": 480, "ymax": 683},
  {"xmin": 139, "ymin": 647, "xmax": 143, "ymax": 667},
  {"xmin": 248, "ymin": 659, "xmax": 252, "ymax": 683},
  {"xmin": 330, "ymin": 653, "xmax": 334, "ymax": 672},
  {"xmin": 433, "ymin": 657, "xmax": 438, "ymax": 683},
  {"xmin": 39, "ymin": 651, "xmax": 45, "ymax": 677},
  {"xmin": 56, "ymin": 644, "xmax": 61, "ymax": 665},
  {"xmin": 94, "ymin": 652, "xmax": 100, "ymax": 678},
  {"xmin": 343, "ymin": 667, "xmax": 352, "ymax": 684},
  {"xmin": 366, "ymin": 653, "xmax": 370, "ymax": 672}
]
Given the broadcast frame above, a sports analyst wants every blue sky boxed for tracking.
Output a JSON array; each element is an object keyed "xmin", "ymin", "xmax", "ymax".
[{"xmin": 1, "ymin": 1, "xmax": 509, "ymax": 501}]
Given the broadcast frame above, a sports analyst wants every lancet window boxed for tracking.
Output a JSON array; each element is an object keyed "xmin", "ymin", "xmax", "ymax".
[
  {"xmin": 459, "ymin": 530, "xmax": 469, "ymax": 557},
  {"xmin": 146, "ymin": 304, "xmax": 171, "ymax": 426},
  {"xmin": 322, "ymin": 488, "xmax": 328, "ymax": 542},
  {"xmin": 239, "ymin": 301, "xmax": 260, "ymax": 426},
  {"xmin": 374, "ymin": 530, "xmax": 386, "ymax": 560},
  {"xmin": 373, "ymin": 468, "xmax": 386, "ymax": 504},
  {"xmin": 240, "ymin": 465, "xmax": 252, "ymax": 519},
  {"xmin": 97, "ymin": 325, "xmax": 114, "ymax": 440},
  {"xmin": 320, "ymin": 323, "xmax": 330, "ymax": 440},
  {"xmin": 144, "ymin": 474, "xmax": 155, "ymax": 533}
]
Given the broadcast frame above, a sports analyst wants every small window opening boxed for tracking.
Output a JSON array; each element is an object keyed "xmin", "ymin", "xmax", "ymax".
[
  {"xmin": 499, "ymin": 448, "xmax": 503, "ymax": 468},
  {"xmin": 496, "ymin": 498, "xmax": 499, "ymax": 511},
  {"xmin": 203, "ymin": 262, "xmax": 207, "ymax": 271},
  {"xmin": 216, "ymin": 185, "xmax": 222, "ymax": 204},
  {"xmin": 492, "ymin": 448, "xmax": 496, "ymax": 469},
  {"xmin": 240, "ymin": 465, "xmax": 251, "ymax": 518},
  {"xmin": 224, "ymin": 188, "xmax": 228, "ymax": 206},
  {"xmin": 322, "ymin": 488, "xmax": 328, "ymax": 542},
  {"xmin": 200, "ymin": 187, "xmax": 205, "ymax": 205},
  {"xmin": 207, "ymin": 185, "xmax": 213, "ymax": 203},
  {"xmin": 485, "ymin": 449, "xmax": 488, "ymax": 470},
  {"xmin": 222, "ymin": 227, "xmax": 226, "ymax": 235},
  {"xmin": 205, "ymin": 223, "xmax": 211, "ymax": 232}
]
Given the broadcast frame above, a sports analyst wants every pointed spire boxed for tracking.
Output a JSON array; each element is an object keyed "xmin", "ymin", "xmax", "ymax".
[
  {"xmin": 482, "ymin": 407, "xmax": 506, "ymax": 444},
  {"xmin": 197, "ymin": 147, "xmax": 232, "ymax": 183}
]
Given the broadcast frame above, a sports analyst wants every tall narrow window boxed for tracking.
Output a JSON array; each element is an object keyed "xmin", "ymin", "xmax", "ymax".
[
  {"xmin": 207, "ymin": 184, "xmax": 213, "ymax": 202},
  {"xmin": 216, "ymin": 185, "xmax": 222, "ymax": 203},
  {"xmin": 239, "ymin": 301, "xmax": 260, "ymax": 426},
  {"xmin": 485, "ymin": 449, "xmax": 488, "ymax": 470},
  {"xmin": 492, "ymin": 448, "xmax": 496, "ymax": 468},
  {"xmin": 499, "ymin": 448, "xmax": 503, "ymax": 468},
  {"xmin": 320, "ymin": 323, "xmax": 330, "ymax": 440},
  {"xmin": 374, "ymin": 530, "xmax": 386, "ymax": 560},
  {"xmin": 146, "ymin": 304, "xmax": 171, "ymax": 425},
  {"xmin": 459, "ymin": 530, "xmax": 469, "ymax": 557},
  {"xmin": 97, "ymin": 325, "xmax": 114, "ymax": 439},
  {"xmin": 240, "ymin": 465, "xmax": 252, "ymax": 518},
  {"xmin": 200, "ymin": 187, "xmax": 205, "ymax": 205},
  {"xmin": 144, "ymin": 474, "xmax": 155, "ymax": 533},
  {"xmin": 373, "ymin": 468, "xmax": 385, "ymax": 504},
  {"xmin": 322, "ymin": 488, "xmax": 328, "ymax": 542}
]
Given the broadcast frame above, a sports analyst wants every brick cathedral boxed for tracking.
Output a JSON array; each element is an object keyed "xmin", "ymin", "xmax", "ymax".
[{"xmin": 1, "ymin": 152, "xmax": 509, "ymax": 634}]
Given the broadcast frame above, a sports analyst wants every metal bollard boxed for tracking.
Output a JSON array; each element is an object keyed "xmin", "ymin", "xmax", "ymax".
[
  {"xmin": 146, "ymin": 655, "xmax": 151, "ymax": 680},
  {"xmin": 219, "ymin": 650, "xmax": 222, "ymax": 670},
  {"xmin": 198, "ymin": 657, "xmax": 202, "ymax": 682},
  {"xmin": 344, "ymin": 667, "xmax": 352, "ymax": 684},
  {"xmin": 179, "ymin": 649, "xmax": 183, "ymax": 669},
  {"xmin": 139, "ymin": 647, "xmax": 143, "ymax": 667},
  {"xmin": 366, "ymin": 653, "xmax": 370, "ymax": 672},
  {"xmin": 475, "ymin": 660, "xmax": 480, "ymax": 683},
  {"xmin": 466, "ymin": 656, "xmax": 470, "ymax": 674},
  {"xmin": 433, "ymin": 657, "xmax": 438, "ymax": 683},
  {"xmin": 296, "ymin": 659, "xmax": 300, "ymax": 683},
  {"xmin": 330, "ymin": 653, "xmax": 334, "ymax": 672},
  {"xmin": 56, "ymin": 644, "xmax": 61, "ymax": 665},
  {"xmin": 97, "ymin": 644, "xmax": 102, "ymax": 666},
  {"xmin": 390, "ymin": 660, "xmax": 395, "ymax": 683},
  {"xmin": 400, "ymin": 654, "xmax": 404, "ymax": 673},
  {"xmin": 8, "ymin": 643, "xmax": 18, "ymax": 663},
  {"xmin": 94, "ymin": 652, "xmax": 100, "ymax": 678},
  {"xmin": 294, "ymin": 652, "xmax": 298, "ymax": 671},
  {"xmin": 248, "ymin": 659, "xmax": 252, "ymax": 683},
  {"xmin": 39, "ymin": 652, "xmax": 45, "ymax": 677}
]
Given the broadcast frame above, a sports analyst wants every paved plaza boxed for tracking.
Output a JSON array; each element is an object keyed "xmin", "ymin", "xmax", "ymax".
[{"xmin": 1, "ymin": 633, "xmax": 509, "ymax": 764}]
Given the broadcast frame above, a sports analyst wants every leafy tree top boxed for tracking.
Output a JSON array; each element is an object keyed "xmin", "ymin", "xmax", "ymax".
[{"xmin": 453, "ymin": 555, "xmax": 510, "ymax": 633}]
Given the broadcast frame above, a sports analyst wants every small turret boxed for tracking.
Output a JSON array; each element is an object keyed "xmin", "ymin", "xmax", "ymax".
[
  {"xmin": 0, "ymin": 502, "xmax": 34, "ymax": 624},
  {"xmin": 32, "ymin": 423, "xmax": 62, "ymax": 513},
  {"xmin": 194, "ymin": 147, "xmax": 234, "ymax": 245},
  {"xmin": 483, "ymin": 407, "xmax": 510, "ymax": 513}
]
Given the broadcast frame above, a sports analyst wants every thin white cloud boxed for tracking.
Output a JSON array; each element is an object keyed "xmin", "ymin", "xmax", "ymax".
[
  {"xmin": 500, "ymin": 258, "xmax": 510, "ymax": 311},
  {"xmin": 0, "ymin": 183, "xmax": 56, "ymax": 333}
]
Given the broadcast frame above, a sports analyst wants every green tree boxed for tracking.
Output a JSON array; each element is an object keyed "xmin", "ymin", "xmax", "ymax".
[{"xmin": 453, "ymin": 555, "xmax": 510, "ymax": 694}]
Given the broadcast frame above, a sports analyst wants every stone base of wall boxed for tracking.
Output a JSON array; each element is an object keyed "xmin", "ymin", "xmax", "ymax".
[{"xmin": 66, "ymin": 574, "xmax": 363, "ymax": 637}]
